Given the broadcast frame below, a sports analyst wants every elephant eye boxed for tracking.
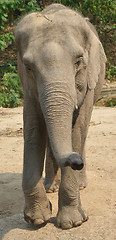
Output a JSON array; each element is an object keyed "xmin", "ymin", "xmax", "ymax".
[
  {"xmin": 75, "ymin": 58, "xmax": 82, "ymax": 73},
  {"xmin": 25, "ymin": 64, "xmax": 32, "ymax": 71},
  {"xmin": 75, "ymin": 59, "xmax": 81, "ymax": 67}
]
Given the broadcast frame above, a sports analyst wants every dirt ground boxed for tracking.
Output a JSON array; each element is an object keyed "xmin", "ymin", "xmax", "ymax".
[{"xmin": 0, "ymin": 106, "xmax": 116, "ymax": 240}]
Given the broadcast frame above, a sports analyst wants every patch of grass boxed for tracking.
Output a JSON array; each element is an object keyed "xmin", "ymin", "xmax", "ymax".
[
  {"xmin": 105, "ymin": 96, "xmax": 116, "ymax": 107},
  {"xmin": 96, "ymin": 96, "xmax": 116, "ymax": 107}
]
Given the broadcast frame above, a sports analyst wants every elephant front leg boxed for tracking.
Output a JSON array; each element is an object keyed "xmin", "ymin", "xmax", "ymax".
[
  {"xmin": 57, "ymin": 167, "xmax": 88, "ymax": 229},
  {"xmin": 24, "ymin": 178, "xmax": 52, "ymax": 226},
  {"xmin": 44, "ymin": 141, "xmax": 61, "ymax": 193},
  {"xmin": 23, "ymin": 111, "xmax": 52, "ymax": 226}
]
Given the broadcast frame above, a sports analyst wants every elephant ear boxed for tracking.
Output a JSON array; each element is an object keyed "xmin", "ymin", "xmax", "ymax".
[{"xmin": 87, "ymin": 31, "xmax": 107, "ymax": 90}]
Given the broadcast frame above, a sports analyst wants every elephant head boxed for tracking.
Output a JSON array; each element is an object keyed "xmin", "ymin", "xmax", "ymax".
[{"xmin": 15, "ymin": 4, "xmax": 106, "ymax": 170}]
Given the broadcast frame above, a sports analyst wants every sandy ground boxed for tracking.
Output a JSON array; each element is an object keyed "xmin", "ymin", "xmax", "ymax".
[{"xmin": 0, "ymin": 106, "xmax": 116, "ymax": 240}]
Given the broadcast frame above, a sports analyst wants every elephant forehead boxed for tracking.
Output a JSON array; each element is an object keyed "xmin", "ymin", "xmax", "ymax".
[
  {"xmin": 24, "ymin": 40, "xmax": 64, "ymax": 60},
  {"xmin": 16, "ymin": 9, "xmax": 90, "ymax": 59},
  {"xmin": 17, "ymin": 8, "xmax": 89, "ymax": 44},
  {"xmin": 41, "ymin": 42, "xmax": 64, "ymax": 63}
]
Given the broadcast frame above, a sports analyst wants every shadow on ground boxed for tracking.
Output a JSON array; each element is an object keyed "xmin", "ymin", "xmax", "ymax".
[{"xmin": 0, "ymin": 172, "xmax": 57, "ymax": 240}]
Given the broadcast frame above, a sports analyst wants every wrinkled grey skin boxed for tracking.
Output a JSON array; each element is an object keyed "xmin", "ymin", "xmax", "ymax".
[{"xmin": 15, "ymin": 4, "xmax": 106, "ymax": 229}]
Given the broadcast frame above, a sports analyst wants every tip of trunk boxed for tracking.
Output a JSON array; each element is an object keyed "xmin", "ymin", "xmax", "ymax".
[{"xmin": 60, "ymin": 153, "xmax": 84, "ymax": 171}]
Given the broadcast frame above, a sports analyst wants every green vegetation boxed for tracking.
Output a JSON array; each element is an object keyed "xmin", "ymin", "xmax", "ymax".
[
  {"xmin": 0, "ymin": 63, "xmax": 23, "ymax": 107},
  {"xmin": 0, "ymin": 0, "xmax": 116, "ymax": 107},
  {"xmin": 0, "ymin": 0, "xmax": 41, "ymax": 107},
  {"xmin": 105, "ymin": 97, "xmax": 116, "ymax": 107},
  {"xmin": 0, "ymin": 0, "xmax": 41, "ymax": 50},
  {"xmin": 96, "ymin": 96, "xmax": 116, "ymax": 107}
]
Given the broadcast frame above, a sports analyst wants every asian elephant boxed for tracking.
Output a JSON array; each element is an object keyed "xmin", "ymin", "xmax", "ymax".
[{"xmin": 15, "ymin": 4, "xmax": 106, "ymax": 229}]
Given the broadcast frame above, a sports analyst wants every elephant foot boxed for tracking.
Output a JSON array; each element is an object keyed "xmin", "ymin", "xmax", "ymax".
[
  {"xmin": 57, "ymin": 205, "xmax": 88, "ymax": 229},
  {"xmin": 44, "ymin": 178, "xmax": 60, "ymax": 193},
  {"xmin": 24, "ymin": 200, "xmax": 52, "ymax": 226},
  {"xmin": 79, "ymin": 181, "xmax": 87, "ymax": 190},
  {"xmin": 44, "ymin": 169, "xmax": 61, "ymax": 193}
]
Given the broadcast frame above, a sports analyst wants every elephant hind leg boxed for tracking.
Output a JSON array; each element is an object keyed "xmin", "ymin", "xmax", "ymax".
[
  {"xmin": 44, "ymin": 140, "xmax": 61, "ymax": 193},
  {"xmin": 78, "ymin": 147, "xmax": 87, "ymax": 190}
]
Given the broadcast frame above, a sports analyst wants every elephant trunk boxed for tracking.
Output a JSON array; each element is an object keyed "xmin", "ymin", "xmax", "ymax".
[{"xmin": 39, "ymin": 82, "xmax": 84, "ymax": 170}]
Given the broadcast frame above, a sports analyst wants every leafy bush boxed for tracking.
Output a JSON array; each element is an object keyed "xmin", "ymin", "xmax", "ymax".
[
  {"xmin": 0, "ymin": 0, "xmax": 41, "ymax": 108},
  {"xmin": 105, "ymin": 97, "xmax": 116, "ymax": 107},
  {"xmin": 0, "ymin": 0, "xmax": 41, "ymax": 29},
  {"xmin": 0, "ymin": 32, "xmax": 15, "ymax": 50},
  {"xmin": 106, "ymin": 62, "xmax": 116, "ymax": 80},
  {"xmin": 96, "ymin": 96, "xmax": 116, "ymax": 107},
  {"xmin": 0, "ymin": 64, "xmax": 23, "ymax": 108},
  {"xmin": 0, "ymin": 0, "xmax": 41, "ymax": 50}
]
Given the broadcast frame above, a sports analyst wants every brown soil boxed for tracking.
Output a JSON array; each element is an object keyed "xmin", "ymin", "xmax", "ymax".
[{"xmin": 0, "ymin": 106, "xmax": 116, "ymax": 240}]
